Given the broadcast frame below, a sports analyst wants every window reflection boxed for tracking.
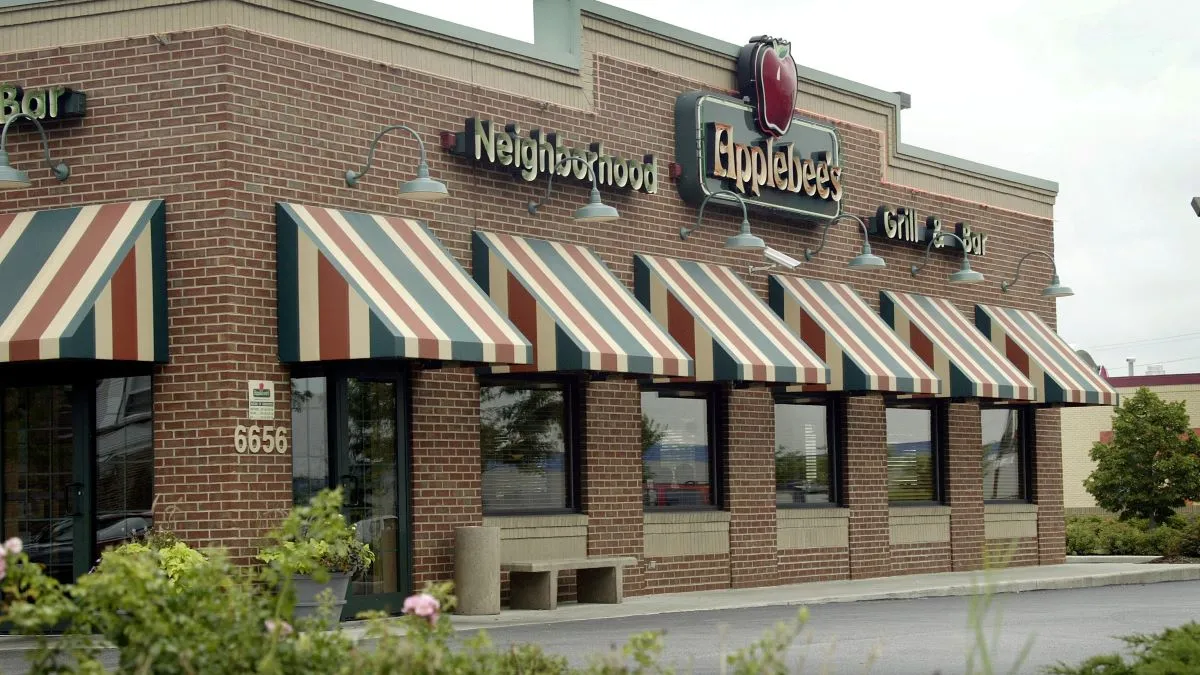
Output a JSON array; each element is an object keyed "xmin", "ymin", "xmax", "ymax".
[
  {"xmin": 480, "ymin": 382, "xmax": 568, "ymax": 513},
  {"xmin": 886, "ymin": 406, "xmax": 936, "ymax": 502},
  {"xmin": 641, "ymin": 390, "xmax": 713, "ymax": 509},
  {"xmin": 982, "ymin": 408, "xmax": 1024, "ymax": 501},
  {"xmin": 775, "ymin": 402, "xmax": 832, "ymax": 505},
  {"xmin": 345, "ymin": 379, "xmax": 398, "ymax": 598},
  {"xmin": 291, "ymin": 378, "xmax": 328, "ymax": 506},
  {"xmin": 94, "ymin": 377, "xmax": 154, "ymax": 554}
]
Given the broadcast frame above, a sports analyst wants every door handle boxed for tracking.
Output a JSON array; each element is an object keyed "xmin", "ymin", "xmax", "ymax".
[{"xmin": 65, "ymin": 482, "xmax": 84, "ymax": 517}]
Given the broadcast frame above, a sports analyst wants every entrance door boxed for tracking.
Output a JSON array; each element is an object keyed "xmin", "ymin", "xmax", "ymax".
[
  {"xmin": 1, "ymin": 378, "xmax": 154, "ymax": 586},
  {"xmin": 291, "ymin": 372, "xmax": 411, "ymax": 618},
  {"xmin": 2, "ymin": 384, "xmax": 88, "ymax": 584}
]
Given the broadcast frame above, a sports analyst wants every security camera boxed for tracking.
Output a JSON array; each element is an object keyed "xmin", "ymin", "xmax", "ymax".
[{"xmin": 763, "ymin": 246, "xmax": 802, "ymax": 270}]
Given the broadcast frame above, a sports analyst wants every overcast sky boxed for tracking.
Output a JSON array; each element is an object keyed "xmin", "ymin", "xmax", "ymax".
[{"xmin": 382, "ymin": 0, "xmax": 1200, "ymax": 376}]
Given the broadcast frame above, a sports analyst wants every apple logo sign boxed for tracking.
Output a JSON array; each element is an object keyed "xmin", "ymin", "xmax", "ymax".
[{"xmin": 735, "ymin": 35, "xmax": 797, "ymax": 138}]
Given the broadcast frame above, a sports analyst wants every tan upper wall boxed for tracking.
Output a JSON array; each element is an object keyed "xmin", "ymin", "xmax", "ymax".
[{"xmin": 0, "ymin": 0, "xmax": 1057, "ymax": 218}]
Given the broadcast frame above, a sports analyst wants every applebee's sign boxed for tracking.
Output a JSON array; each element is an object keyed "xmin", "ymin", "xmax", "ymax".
[{"xmin": 674, "ymin": 35, "xmax": 842, "ymax": 220}]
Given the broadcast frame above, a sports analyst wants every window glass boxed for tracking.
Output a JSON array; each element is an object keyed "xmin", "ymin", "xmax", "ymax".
[
  {"xmin": 775, "ymin": 402, "xmax": 832, "ymax": 505},
  {"xmin": 480, "ymin": 382, "xmax": 568, "ymax": 513},
  {"xmin": 291, "ymin": 377, "xmax": 329, "ymax": 505},
  {"xmin": 641, "ymin": 390, "xmax": 713, "ymax": 508},
  {"xmin": 886, "ymin": 406, "xmax": 936, "ymax": 502},
  {"xmin": 982, "ymin": 408, "xmax": 1024, "ymax": 501},
  {"xmin": 95, "ymin": 377, "xmax": 154, "ymax": 553}
]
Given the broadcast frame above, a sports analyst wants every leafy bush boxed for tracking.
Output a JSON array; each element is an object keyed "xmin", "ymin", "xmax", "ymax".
[
  {"xmin": 1047, "ymin": 622, "xmax": 1200, "ymax": 674},
  {"xmin": 259, "ymin": 487, "xmax": 375, "ymax": 579},
  {"xmin": 115, "ymin": 529, "xmax": 207, "ymax": 585}
]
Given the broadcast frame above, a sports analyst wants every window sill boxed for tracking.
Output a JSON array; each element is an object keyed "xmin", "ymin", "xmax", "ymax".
[
  {"xmin": 777, "ymin": 506, "xmax": 848, "ymax": 520},
  {"xmin": 984, "ymin": 503, "xmax": 1038, "ymax": 514},
  {"xmin": 482, "ymin": 513, "xmax": 588, "ymax": 528},
  {"xmin": 888, "ymin": 505, "xmax": 951, "ymax": 517},
  {"xmin": 644, "ymin": 510, "xmax": 731, "ymax": 525}
]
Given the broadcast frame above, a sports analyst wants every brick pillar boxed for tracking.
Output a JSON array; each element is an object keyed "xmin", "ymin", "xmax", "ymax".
[
  {"xmin": 843, "ymin": 393, "xmax": 890, "ymax": 579},
  {"xmin": 581, "ymin": 378, "xmax": 645, "ymax": 596},
  {"xmin": 410, "ymin": 368, "xmax": 483, "ymax": 588},
  {"xmin": 1034, "ymin": 408, "xmax": 1065, "ymax": 564},
  {"xmin": 725, "ymin": 386, "xmax": 777, "ymax": 588},
  {"xmin": 947, "ymin": 401, "xmax": 984, "ymax": 571}
]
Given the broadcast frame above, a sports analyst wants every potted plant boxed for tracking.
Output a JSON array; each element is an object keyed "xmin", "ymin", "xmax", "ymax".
[{"xmin": 258, "ymin": 487, "xmax": 375, "ymax": 620}]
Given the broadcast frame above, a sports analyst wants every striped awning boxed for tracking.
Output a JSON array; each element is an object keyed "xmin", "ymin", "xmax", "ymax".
[
  {"xmin": 472, "ymin": 232, "xmax": 693, "ymax": 376},
  {"xmin": 880, "ymin": 291, "xmax": 1036, "ymax": 401},
  {"xmin": 769, "ymin": 276, "xmax": 940, "ymax": 394},
  {"xmin": 0, "ymin": 200, "xmax": 167, "ymax": 363},
  {"xmin": 633, "ymin": 254, "xmax": 828, "ymax": 383},
  {"xmin": 975, "ymin": 304, "xmax": 1118, "ymax": 406},
  {"xmin": 275, "ymin": 203, "xmax": 532, "ymax": 364}
]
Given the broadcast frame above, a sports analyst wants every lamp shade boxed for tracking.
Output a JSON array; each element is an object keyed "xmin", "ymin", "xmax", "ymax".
[
  {"xmin": 848, "ymin": 242, "xmax": 885, "ymax": 270},
  {"xmin": 0, "ymin": 151, "xmax": 31, "ymax": 190},
  {"xmin": 1042, "ymin": 275, "xmax": 1074, "ymax": 298},
  {"xmin": 725, "ymin": 225, "xmax": 765, "ymax": 251},
  {"xmin": 573, "ymin": 188, "xmax": 619, "ymax": 222},
  {"xmin": 398, "ymin": 174, "xmax": 449, "ymax": 201},
  {"xmin": 949, "ymin": 259, "xmax": 984, "ymax": 284}
]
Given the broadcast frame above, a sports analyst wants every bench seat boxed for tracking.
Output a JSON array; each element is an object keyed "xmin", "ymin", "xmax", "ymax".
[{"xmin": 501, "ymin": 556, "xmax": 636, "ymax": 610}]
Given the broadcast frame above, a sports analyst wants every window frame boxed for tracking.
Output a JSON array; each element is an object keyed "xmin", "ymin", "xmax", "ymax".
[
  {"xmin": 979, "ymin": 403, "xmax": 1034, "ymax": 504},
  {"xmin": 884, "ymin": 398, "xmax": 947, "ymax": 506},
  {"xmin": 478, "ymin": 373, "xmax": 583, "ymax": 517},
  {"xmin": 640, "ymin": 382, "xmax": 724, "ymax": 512},
  {"xmin": 772, "ymin": 393, "xmax": 842, "ymax": 509}
]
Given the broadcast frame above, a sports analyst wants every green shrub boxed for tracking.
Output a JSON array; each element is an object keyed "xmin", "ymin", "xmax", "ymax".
[
  {"xmin": 1065, "ymin": 515, "xmax": 1199, "ymax": 556},
  {"xmin": 259, "ymin": 487, "xmax": 375, "ymax": 579},
  {"xmin": 1047, "ymin": 621, "xmax": 1200, "ymax": 674}
]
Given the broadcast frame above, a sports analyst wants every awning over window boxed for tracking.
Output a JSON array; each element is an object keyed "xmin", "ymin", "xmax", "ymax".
[
  {"xmin": 275, "ymin": 203, "xmax": 531, "ymax": 365},
  {"xmin": 975, "ymin": 304, "xmax": 1118, "ymax": 406},
  {"xmin": 633, "ymin": 254, "xmax": 828, "ymax": 383},
  {"xmin": 880, "ymin": 291, "xmax": 1036, "ymax": 401},
  {"xmin": 0, "ymin": 200, "xmax": 167, "ymax": 363},
  {"xmin": 769, "ymin": 276, "xmax": 940, "ymax": 394},
  {"xmin": 472, "ymin": 232, "xmax": 693, "ymax": 377}
]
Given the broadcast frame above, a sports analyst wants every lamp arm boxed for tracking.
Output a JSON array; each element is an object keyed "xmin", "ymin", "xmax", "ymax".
[
  {"xmin": 529, "ymin": 156, "xmax": 599, "ymax": 213},
  {"xmin": 804, "ymin": 213, "xmax": 869, "ymax": 261},
  {"xmin": 0, "ymin": 113, "xmax": 70, "ymax": 181},
  {"xmin": 910, "ymin": 231, "xmax": 969, "ymax": 277},
  {"xmin": 345, "ymin": 124, "xmax": 429, "ymax": 187},
  {"xmin": 681, "ymin": 189, "xmax": 749, "ymax": 240},
  {"xmin": 1001, "ymin": 250, "xmax": 1057, "ymax": 292}
]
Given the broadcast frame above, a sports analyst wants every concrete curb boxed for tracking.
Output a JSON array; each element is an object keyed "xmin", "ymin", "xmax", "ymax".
[{"xmin": 1065, "ymin": 555, "xmax": 1160, "ymax": 564}]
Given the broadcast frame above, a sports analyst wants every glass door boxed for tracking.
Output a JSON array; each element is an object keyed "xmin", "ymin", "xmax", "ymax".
[{"xmin": 2, "ymin": 385, "xmax": 89, "ymax": 584}]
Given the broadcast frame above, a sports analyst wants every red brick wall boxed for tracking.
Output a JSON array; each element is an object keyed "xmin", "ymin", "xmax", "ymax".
[
  {"xmin": 0, "ymin": 24, "xmax": 1064, "ymax": 594},
  {"xmin": 643, "ymin": 554, "xmax": 730, "ymax": 594},
  {"xmin": 948, "ymin": 401, "xmax": 985, "ymax": 571},
  {"xmin": 986, "ymin": 537, "xmax": 1040, "ymax": 568},
  {"xmin": 777, "ymin": 547, "xmax": 849, "ymax": 583},
  {"xmin": 726, "ymin": 386, "xmax": 778, "ymax": 588},
  {"xmin": 843, "ymin": 394, "xmax": 890, "ymax": 578},
  {"xmin": 891, "ymin": 542, "xmax": 952, "ymax": 575},
  {"xmin": 1035, "ymin": 409, "xmax": 1066, "ymax": 564}
]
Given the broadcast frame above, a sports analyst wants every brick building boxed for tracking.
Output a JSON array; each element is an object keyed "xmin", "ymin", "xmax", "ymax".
[{"xmin": 0, "ymin": 0, "xmax": 1116, "ymax": 615}]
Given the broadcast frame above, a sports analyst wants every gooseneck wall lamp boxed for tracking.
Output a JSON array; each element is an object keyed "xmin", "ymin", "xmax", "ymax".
[
  {"xmin": 0, "ymin": 113, "xmax": 71, "ymax": 190},
  {"xmin": 910, "ymin": 231, "xmax": 984, "ymax": 284},
  {"xmin": 679, "ymin": 190, "xmax": 765, "ymax": 251},
  {"xmin": 528, "ymin": 156, "xmax": 619, "ymax": 223},
  {"xmin": 344, "ymin": 124, "xmax": 448, "ymax": 201},
  {"xmin": 1000, "ymin": 250, "xmax": 1074, "ymax": 298},
  {"xmin": 803, "ymin": 212, "xmax": 886, "ymax": 270}
]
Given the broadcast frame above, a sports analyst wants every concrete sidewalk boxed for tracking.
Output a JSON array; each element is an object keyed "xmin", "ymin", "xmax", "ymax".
[{"xmin": 412, "ymin": 561, "xmax": 1200, "ymax": 636}]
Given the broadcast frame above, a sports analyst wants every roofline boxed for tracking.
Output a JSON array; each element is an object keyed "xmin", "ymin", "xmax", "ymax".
[
  {"xmin": 1106, "ymin": 373, "xmax": 1200, "ymax": 388},
  {"xmin": 0, "ymin": 0, "xmax": 1058, "ymax": 193}
]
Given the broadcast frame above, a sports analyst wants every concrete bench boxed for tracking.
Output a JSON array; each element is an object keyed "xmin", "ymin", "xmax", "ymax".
[{"xmin": 501, "ymin": 556, "xmax": 637, "ymax": 610}]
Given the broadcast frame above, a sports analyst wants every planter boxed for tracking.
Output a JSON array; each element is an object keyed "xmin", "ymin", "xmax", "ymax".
[{"xmin": 292, "ymin": 572, "xmax": 351, "ymax": 620}]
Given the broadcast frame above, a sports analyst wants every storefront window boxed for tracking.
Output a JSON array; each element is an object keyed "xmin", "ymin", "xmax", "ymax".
[
  {"xmin": 95, "ymin": 376, "xmax": 154, "ymax": 549},
  {"xmin": 886, "ymin": 404, "xmax": 940, "ymax": 503},
  {"xmin": 775, "ymin": 399, "xmax": 836, "ymax": 506},
  {"xmin": 982, "ymin": 407, "xmax": 1028, "ymax": 501},
  {"xmin": 480, "ymin": 379, "xmax": 575, "ymax": 514},
  {"xmin": 641, "ymin": 388, "xmax": 717, "ymax": 509},
  {"xmin": 291, "ymin": 377, "xmax": 329, "ymax": 506}
]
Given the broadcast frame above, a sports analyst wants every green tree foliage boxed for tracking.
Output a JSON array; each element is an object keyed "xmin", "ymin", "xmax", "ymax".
[
  {"xmin": 1047, "ymin": 622, "xmax": 1200, "ymax": 674},
  {"xmin": 1085, "ymin": 387, "xmax": 1200, "ymax": 525}
]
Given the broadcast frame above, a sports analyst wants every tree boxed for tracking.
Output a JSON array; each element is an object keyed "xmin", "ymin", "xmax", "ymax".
[{"xmin": 1085, "ymin": 387, "xmax": 1200, "ymax": 525}]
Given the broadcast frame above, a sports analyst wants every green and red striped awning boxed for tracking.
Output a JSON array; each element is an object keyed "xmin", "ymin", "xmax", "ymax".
[
  {"xmin": 633, "ymin": 254, "xmax": 828, "ymax": 384},
  {"xmin": 472, "ymin": 232, "xmax": 693, "ymax": 376},
  {"xmin": 0, "ymin": 200, "xmax": 167, "ymax": 363},
  {"xmin": 880, "ymin": 291, "xmax": 1036, "ymax": 401},
  {"xmin": 275, "ymin": 203, "xmax": 532, "ymax": 365},
  {"xmin": 769, "ymin": 276, "xmax": 940, "ymax": 394},
  {"xmin": 975, "ymin": 304, "xmax": 1118, "ymax": 406}
]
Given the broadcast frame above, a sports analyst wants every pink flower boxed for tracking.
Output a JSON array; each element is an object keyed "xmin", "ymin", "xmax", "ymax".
[
  {"xmin": 264, "ymin": 619, "xmax": 293, "ymax": 636},
  {"xmin": 3, "ymin": 538, "xmax": 21, "ymax": 555},
  {"xmin": 402, "ymin": 593, "xmax": 440, "ymax": 624},
  {"xmin": 0, "ymin": 554, "xmax": 7, "ymax": 581}
]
